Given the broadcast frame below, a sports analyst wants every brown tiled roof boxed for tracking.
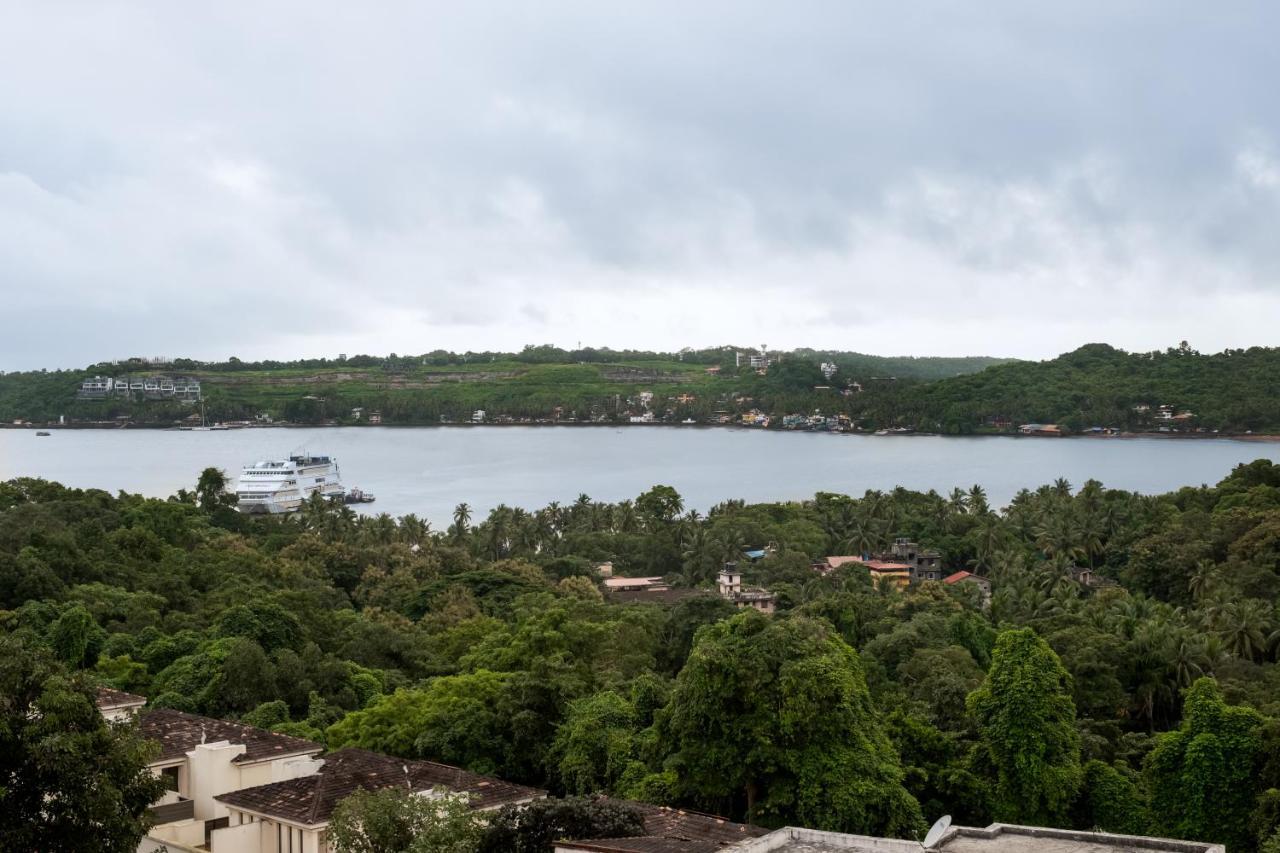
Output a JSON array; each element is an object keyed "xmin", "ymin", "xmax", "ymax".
[
  {"xmin": 215, "ymin": 748, "xmax": 545, "ymax": 825},
  {"xmin": 560, "ymin": 800, "xmax": 767, "ymax": 852},
  {"xmin": 96, "ymin": 686, "xmax": 147, "ymax": 710},
  {"xmin": 561, "ymin": 839, "xmax": 730, "ymax": 853},
  {"xmin": 139, "ymin": 708, "xmax": 321, "ymax": 765},
  {"xmin": 607, "ymin": 588, "xmax": 710, "ymax": 605}
]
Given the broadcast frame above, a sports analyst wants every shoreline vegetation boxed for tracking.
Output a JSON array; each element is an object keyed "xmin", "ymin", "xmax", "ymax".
[
  {"xmin": 6, "ymin": 420, "xmax": 1280, "ymax": 441},
  {"xmin": 4, "ymin": 341, "xmax": 1280, "ymax": 437}
]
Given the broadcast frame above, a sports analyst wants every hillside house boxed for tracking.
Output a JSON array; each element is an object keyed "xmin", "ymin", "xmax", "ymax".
[
  {"xmin": 91, "ymin": 692, "xmax": 324, "ymax": 853},
  {"xmin": 136, "ymin": 709, "xmax": 324, "ymax": 850},
  {"xmin": 213, "ymin": 748, "xmax": 544, "ymax": 853},
  {"xmin": 603, "ymin": 576, "xmax": 668, "ymax": 593},
  {"xmin": 890, "ymin": 538, "xmax": 944, "ymax": 583},
  {"xmin": 77, "ymin": 376, "xmax": 116, "ymax": 398},
  {"xmin": 943, "ymin": 570, "xmax": 992, "ymax": 603},
  {"xmin": 813, "ymin": 555, "xmax": 911, "ymax": 590},
  {"xmin": 97, "ymin": 686, "xmax": 146, "ymax": 722},
  {"xmin": 717, "ymin": 564, "xmax": 777, "ymax": 614}
]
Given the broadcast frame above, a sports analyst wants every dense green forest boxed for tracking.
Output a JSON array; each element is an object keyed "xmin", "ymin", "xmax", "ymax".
[
  {"xmin": 5, "ymin": 461, "xmax": 1280, "ymax": 850},
  {"xmin": 874, "ymin": 343, "xmax": 1280, "ymax": 434}
]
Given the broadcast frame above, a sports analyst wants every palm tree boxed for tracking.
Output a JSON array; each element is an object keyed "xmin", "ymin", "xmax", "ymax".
[
  {"xmin": 967, "ymin": 485, "xmax": 990, "ymax": 516},
  {"xmin": 1167, "ymin": 631, "xmax": 1205, "ymax": 689},
  {"xmin": 970, "ymin": 518, "xmax": 1007, "ymax": 572},
  {"xmin": 398, "ymin": 513, "xmax": 431, "ymax": 547},
  {"xmin": 1187, "ymin": 560, "xmax": 1218, "ymax": 603},
  {"xmin": 1217, "ymin": 598, "xmax": 1273, "ymax": 662}
]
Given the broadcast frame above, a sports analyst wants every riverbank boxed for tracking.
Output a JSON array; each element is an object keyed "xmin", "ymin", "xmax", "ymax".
[{"xmin": 6, "ymin": 420, "xmax": 1280, "ymax": 442}]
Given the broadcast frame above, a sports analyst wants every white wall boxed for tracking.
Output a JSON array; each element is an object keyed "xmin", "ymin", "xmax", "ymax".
[
  {"xmin": 211, "ymin": 822, "xmax": 262, "ymax": 853},
  {"xmin": 142, "ymin": 819, "xmax": 206, "ymax": 851},
  {"xmin": 186, "ymin": 741, "xmax": 247, "ymax": 821}
]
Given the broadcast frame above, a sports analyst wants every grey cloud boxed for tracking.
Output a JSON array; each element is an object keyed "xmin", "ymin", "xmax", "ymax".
[{"xmin": 2, "ymin": 1, "xmax": 1280, "ymax": 369}]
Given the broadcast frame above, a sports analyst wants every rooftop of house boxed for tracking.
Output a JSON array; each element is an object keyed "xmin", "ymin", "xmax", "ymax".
[
  {"xmin": 139, "ymin": 708, "xmax": 322, "ymax": 766},
  {"xmin": 559, "ymin": 800, "xmax": 767, "ymax": 853},
  {"xmin": 603, "ymin": 576, "xmax": 668, "ymax": 589},
  {"xmin": 96, "ymin": 686, "xmax": 147, "ymax": 711},
  {"xmin": 819, "ymin": 556, "xmax": 911, "ymax": 572},
  {"xmin": 728, "ymin": 824, "xmax": 1225, "ymax": 853},
  {"xmin": 606, "ymin": 588, "xmax": 710, "ymax": 606},
  {"xmin": 943, "ymin": 571, "xmax": 988, "ymax": 585},
  {"xmin": 215, "ymin": 747, "xmax": 544, "ymax": 826}
]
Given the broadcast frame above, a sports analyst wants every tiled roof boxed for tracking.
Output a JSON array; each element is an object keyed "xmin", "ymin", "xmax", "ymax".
[
  {"xmin": 561, "ymin": 839, "xmax": 730, "ymax": 853},
  {"xmin": 862, "ymin": 560, "xmax": 912, "ymax": 572},
  {"xmin": 215, "ymin": 748, "xmax": 544, "ymax": 825},
  {"xmin": 603, "ymin": 577, "xmax": 667, "ymax": 589},
  {"xmin": 139, "ymin": 708, "xmax": 322, "ymax": 765},
  {"xmin": 820, "ymin": 556, "xmax": 910, "ymax": 572},
  {"xmin": 560, "ymin": 801, "xmax": 768, "ymax": 853},
  {"xmin": 96, "ymin": 686, "xmax": 147, "ymax": 710},
  {"xmin": 944, "ymin": 571, "xmax": 989, "ymax": 585},
  {"xmin": 607, "ymin": 588, "xmax": 710, "ymax": 605}
]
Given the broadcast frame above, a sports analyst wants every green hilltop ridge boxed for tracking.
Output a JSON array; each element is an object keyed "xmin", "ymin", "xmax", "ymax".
[
  {"xmin": 879, "ymin": 342, "xmax": 1280, "ymax": 434},
  {"xmin": 0, "ymin": 346, "xmax": 1010, "ymax": 427},
  {"xmin": 2, "ymin": 341, "xmax": 1278, "ymax": 434}
]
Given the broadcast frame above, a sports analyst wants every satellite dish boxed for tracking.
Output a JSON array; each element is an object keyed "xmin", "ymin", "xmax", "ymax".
[{"xmin": 922, "ymin": 815, "xmax": 952, "ymax": 849}]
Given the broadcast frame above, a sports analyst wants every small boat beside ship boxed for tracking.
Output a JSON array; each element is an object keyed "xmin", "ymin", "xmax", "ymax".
[{"xmin": 344, "ymin": 487, "xmax": 376, "ymax": 505}]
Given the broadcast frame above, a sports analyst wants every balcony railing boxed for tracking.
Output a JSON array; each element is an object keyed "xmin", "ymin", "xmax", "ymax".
[{"xmin": 149, "ymin": 792, "xmax": 195, "ymax": 824}]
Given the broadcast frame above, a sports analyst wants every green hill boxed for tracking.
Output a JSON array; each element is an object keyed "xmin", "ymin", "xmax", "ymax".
[
  {"xmin": 0, "ymin": 346, "xmax": 1009, "ymax": 426},
  {"xmin": 868, "ymin": 343, "xmax": 1280, "ymax": 434}
]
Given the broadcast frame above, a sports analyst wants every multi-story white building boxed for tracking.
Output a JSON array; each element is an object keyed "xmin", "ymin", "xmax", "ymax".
[
  {"xmin": 94, "ymin": 690, "xmax": 544, "ymax": 853},
  {"xmin": 213, "ymin": 748, "xmax": 544, "ymax": 853},
  {"xmin": 77, "ymin": 376, "xmax": 116, "ymax": 398}
]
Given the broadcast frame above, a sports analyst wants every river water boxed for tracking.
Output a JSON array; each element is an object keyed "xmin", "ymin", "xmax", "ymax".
[{"xmin": 2, "ymin": 427, "xmax": 1277, "ymax": 524}]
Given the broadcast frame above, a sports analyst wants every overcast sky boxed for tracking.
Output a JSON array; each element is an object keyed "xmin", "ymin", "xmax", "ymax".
[{"xmin": 3, "ymin": 2, "xmax": 1280, "ymax": 369}]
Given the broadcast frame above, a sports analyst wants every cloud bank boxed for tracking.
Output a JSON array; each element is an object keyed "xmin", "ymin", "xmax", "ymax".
[{"xmin": 2, "ymin": 2, "xmax": 1279, "ymax": 368}]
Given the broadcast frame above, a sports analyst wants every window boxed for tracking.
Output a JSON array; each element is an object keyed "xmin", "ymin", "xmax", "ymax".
[{"xmin": 160, "ymin": 765, "xmax": 180, "ymax": 792}]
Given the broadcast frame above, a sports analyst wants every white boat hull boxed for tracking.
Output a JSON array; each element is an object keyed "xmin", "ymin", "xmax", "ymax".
[{"xmin": 235, "ymin": 454, "xmax": 344, "ymax": 515}]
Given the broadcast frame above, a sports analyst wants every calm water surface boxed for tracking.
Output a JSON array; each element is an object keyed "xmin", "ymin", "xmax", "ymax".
[{"xmin": 2, "ymin": 427, "xmax": 1277, "ymax": 524}]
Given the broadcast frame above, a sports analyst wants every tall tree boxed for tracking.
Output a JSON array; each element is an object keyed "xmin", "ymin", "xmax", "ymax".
[
  {"xmin": 478, "ymin": 797, "xmax": 646, "ymax": 853},
  {"xmin": 0, "ymin": 636, "xmax": 165, "ymax": 852},
  {"xmin": 967, "ymin": 627, "xmax": 1082, "ymax": 826},
  {"xmin": 328, "ymin": 786, "xmax": 485, "ymax": 853},
  {"xmin": 1145, "ymin": 677, "xmax": 1264, "ymax": 852},
  {"xmin": 659, "ymin": 612, "xmax": 923, "ymax": 836}
]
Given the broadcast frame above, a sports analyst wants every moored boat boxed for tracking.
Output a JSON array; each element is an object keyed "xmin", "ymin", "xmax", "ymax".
[
  {"xmin": 344, "ymin": 487, "xmax": 376, "ymax": 504},
  {"xmin": 235, "ymin": 453, "xmax": 344, "ymax": 514}
]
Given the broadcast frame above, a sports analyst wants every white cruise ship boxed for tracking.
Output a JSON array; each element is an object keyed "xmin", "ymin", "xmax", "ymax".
[{"xmin": 235, "ymin": 453, "xmax": 345, "ymax": 514}]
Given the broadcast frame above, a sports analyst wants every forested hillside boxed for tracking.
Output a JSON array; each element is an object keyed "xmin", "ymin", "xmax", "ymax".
[
  {"xmin": 0, "ymin": 345, "xmax": 1009, "ymax": 425},
  {"xmin": 5, "ymin": 461, "xmax": 1280, "ymax": 849},
  {"xmin": 871, "ymin": 343, "xmax": 1280, "ymax": 434},
  {"xmin": 7, "ymin": 343, "xmax": 1280, "ymax": 436}
]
